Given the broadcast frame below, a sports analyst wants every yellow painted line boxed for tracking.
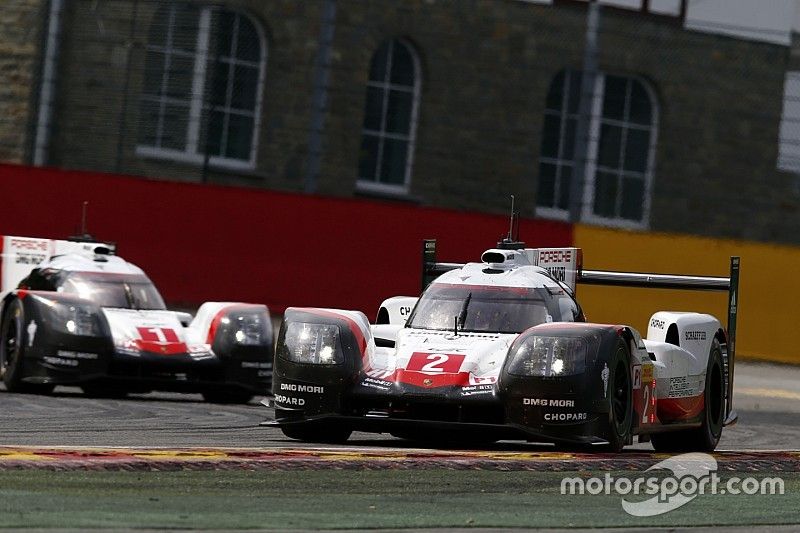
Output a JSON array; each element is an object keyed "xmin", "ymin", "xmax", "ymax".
[
  {"xmin": 128, "ymin": 450, "xmax": 231, "ymax": 460},
  {"xmin": 736, "ymin": 387, "xmax": 800, "ymax": 401},
  {"xmin": 0, "ymin": 451, "xmax": 53, "ymax": 461}
]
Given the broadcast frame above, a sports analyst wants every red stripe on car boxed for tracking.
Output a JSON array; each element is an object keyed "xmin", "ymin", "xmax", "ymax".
[
  {"xmin": 206, "ymin": 304, "xmax": 264, "ymax": 345},
  {"xmin": 135, "ymin": 340, "xmax": 189, "ymax": 355},
  {"xmin": 657, "ymin": 394, "xmax": 705, "ymax": 421},
  {"xmin": 394, "ymin": 370, "xmax": 472, "ymax": 388}
]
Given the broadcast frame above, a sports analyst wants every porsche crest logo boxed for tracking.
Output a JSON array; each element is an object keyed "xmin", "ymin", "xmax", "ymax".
[{"xmin": 423, "ymin": 378, "xmax": 433, "ymax": 386}]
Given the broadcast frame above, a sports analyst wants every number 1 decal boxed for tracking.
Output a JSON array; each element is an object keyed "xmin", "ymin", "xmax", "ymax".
[{"xmin": 137, "ymin": 327, "xmax": 179, "ymax": 343}]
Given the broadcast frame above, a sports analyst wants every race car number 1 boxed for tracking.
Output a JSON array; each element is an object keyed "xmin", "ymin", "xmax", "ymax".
[
  {"xmin": 407, "ymin": 352, "xmax": 466, "ymax": 373},
  {"xmin": 137, "ymin": 327, "xmax": 179, "ymax": 343}
]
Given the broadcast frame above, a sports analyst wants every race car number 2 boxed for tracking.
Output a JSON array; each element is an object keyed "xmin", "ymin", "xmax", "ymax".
[
  {"xmin": 137, "ymin": 327, "xmax": 179, "ymax": 343},
  {"xmin": 407, "ymin": 352, "xmax": 466, "ymax": 373}
]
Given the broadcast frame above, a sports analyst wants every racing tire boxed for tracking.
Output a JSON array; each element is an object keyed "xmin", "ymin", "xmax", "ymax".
[
  {"xmin": 603, "ymin": 338, "xmax": 633, "ymax": 453},
  {"xmin": 202, "ymin": 390, "xmax": 254, "ymax": 404},
  {"xmin": 651, "ymin": 338, "xmax": 725, "ymax": 453},
  {"xmin": 281, "ymin": 423, "xmax": 352, "ymax": 444},
  {"xmin": 81, "ymin": 383, "xmax": 128, "ymax": 399},
  {"xmin": 0, "ymin": 299, "xmax": 53, "ymax": 395}
]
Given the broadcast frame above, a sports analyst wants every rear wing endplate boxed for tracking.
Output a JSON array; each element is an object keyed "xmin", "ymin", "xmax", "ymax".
[
  {"xmin": 0, "ymin": 235, "xmax": 116, "ymax": 293},
  {"xmin": 421, "ymin": 239, "xmax": 741, "ymax": 423}
]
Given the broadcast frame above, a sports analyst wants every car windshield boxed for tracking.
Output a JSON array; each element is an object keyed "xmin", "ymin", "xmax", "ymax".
[
  {"xmin": 59, "ymin": 273, "xmax": 166, "ymax": 310},
  {"xmin": 407, "ymin": 283, "xmax": 581, "ymax": 334}
]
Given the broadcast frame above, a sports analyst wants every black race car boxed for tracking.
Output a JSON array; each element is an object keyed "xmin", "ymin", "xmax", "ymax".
[
  {"xmin": 0, "ymin": 235, "xmax": 272, "ymax": 402},
  {"xmin": 265, "ymin": 238, "xmax": 739, "ymax": 452}
]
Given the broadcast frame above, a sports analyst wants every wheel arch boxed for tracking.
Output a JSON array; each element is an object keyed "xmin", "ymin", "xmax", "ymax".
[{"xmin": 0, "ymin": 293, "xmax": 20, "ymax": 325}]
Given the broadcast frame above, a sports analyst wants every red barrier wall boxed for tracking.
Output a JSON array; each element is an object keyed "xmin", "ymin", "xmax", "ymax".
[{"xmin": 0, "ymin": 164, "xmax": 572, "ymax": 317}]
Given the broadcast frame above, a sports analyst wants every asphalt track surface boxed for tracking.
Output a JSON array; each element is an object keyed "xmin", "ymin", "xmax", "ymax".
[
  {"xmin": 1, "ymin": 360, "xmax": 799, "ymax": 531},
  {"xmin": 0, "ymin": 360, "xmax": 797, "ymax": 452}
]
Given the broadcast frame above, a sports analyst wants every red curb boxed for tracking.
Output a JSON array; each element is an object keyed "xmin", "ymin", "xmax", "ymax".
[{"xmin": 0, "ymin": 447, "xmax": 798, "ymax": 472}]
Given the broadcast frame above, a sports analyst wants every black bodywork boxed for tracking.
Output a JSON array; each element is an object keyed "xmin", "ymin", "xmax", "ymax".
[
  {"xmin": 270, "ymin": 308, "xmax": 627, "ymax": 445},
  {"xmin": 1, "ymin": 271, "xmax": 273, "ymax": 397}
]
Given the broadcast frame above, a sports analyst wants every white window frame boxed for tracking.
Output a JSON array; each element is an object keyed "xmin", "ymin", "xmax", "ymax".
[
  {"xmin": 136, "ymin": 7, "xmax": 267, "ymax": 172},
  {"xmin": 537, "ymin": 70, "xmax": 581, "ymax": 222},
  {"xmin": 537, "ymin": 72, "xmax": 659, "ymax": 229},
  {"xmin": 778, "ymin": 71, "xmax": 800, "ymax": 175},
  {"xmin": 356, "ymin": 38, "xmax": 422, "ymax": 196}
]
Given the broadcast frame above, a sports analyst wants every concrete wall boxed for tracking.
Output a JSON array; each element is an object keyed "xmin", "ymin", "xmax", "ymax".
[{"xmin": 0, "ymin": 163, "xmax": 571, "ymax": 316}]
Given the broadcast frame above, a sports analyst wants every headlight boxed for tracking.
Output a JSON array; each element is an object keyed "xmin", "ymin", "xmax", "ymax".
[
  {"xmin": 229, "ymin": 312, "xmax": 268, "ymax": 346},
  {"xmin": 507, "ymin": 336, "xmax": 587, "ymax": 377},
  {"xmin": 280, "ymin": 322, "xmax": 343, "ymax": 365},
  {"xmin": 51, "ymin": 302, "xmax": 102, "ymax": 337}
]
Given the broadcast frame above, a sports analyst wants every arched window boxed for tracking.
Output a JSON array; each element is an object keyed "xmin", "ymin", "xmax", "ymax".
[
  {"xmin": 357, "ymin": 39, "xmax": 421, "ymax": 193},
  {"xmin": 537, "ymin": 70, "xmax": 658, "ymax": 227},
  {"xmin": 137, "ymin": 5, "xmax": 266, "ymax": 170}
]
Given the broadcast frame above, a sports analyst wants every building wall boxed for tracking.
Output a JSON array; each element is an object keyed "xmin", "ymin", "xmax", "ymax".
[
  {"xmin": 2, "ymin": 1, "xmax": 799, "ymax": 245},
  {"xmin": 0, "ymin": 0, "xmax": 47, "ymax": 163},
  {"xmin": 597, "ymin": 14, "xmax": 798, "ymax": 243},
  {"xmin": 49, "ymin": 0, "xmax": 323, "ymax": 191}
]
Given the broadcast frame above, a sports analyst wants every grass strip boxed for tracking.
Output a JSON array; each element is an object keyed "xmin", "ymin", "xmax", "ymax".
[{"xmin": 0, "ymin": 469, "xmax": 796, "ymax": 529}]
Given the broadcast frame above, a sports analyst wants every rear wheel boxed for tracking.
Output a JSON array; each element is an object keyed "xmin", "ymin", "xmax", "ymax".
[
  {"xmin": 0, "ymin": 300, "xmax": 53, "ymax": 395},
  {"xmin": 651, "ymin": 338, "xmax": 725, "ymax": 453},
  {"xmin": 281, "ymin": 423, "xmax": 352, "ymax": 444},
  {"xmin": 603, "ymin": 339, "xmax": 633, "ymax": 453}
]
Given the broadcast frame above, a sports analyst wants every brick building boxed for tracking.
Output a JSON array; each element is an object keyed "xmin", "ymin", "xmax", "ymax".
[{"xmin": 3, "ymin": 0, "xmax": 800, "ymax": 243}]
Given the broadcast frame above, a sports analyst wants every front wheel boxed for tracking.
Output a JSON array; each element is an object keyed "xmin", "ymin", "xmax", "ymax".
[
  {"xmin": 0, "ymin": 299, "xmax": 52, "ymax": 394},
  {"xmin": 603, "ymin": 339, "xmax": 633, "ymax": 453},
  {"xmin": 651, "ymin": 339, "xmax": 725, "ymax": 453}
]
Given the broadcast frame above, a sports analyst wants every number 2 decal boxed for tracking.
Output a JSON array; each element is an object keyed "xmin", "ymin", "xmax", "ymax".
[
  {"xmin": 420, "ymin": 353, "xmax": 450, "ymax": 372},
  {"xmin": 407, "ymin": 352, "xmax": 466, "ymax": 373},
  {"xmin": 642, "ymin": 385, "xmax": 651, "ymax": 424}
]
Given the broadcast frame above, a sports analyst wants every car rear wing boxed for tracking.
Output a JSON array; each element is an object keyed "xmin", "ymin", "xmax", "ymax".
[
  {"xmin": 421, "ymin": 239, "xmax": 741, "ymax": 424},
  {"xmin": 0, "ymin": 235, "xmax": 116, "ymax": 293}
]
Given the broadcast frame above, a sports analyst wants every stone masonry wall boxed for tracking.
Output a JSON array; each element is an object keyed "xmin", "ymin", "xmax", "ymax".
[
  {"xmin": 0, "ymin": 0, "xmax": 47, "ymax": 163},
  {"xmin": 9, "ymin": 0, "xmax": 800, "ymax": 244}
]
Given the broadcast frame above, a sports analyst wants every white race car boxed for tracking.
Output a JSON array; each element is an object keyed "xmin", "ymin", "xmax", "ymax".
[
  {"xmin": 0, "ymin": 235, "xmax": 273, "ymax": 402},
  {"xmin": 267, "ymin": 238, "xmax": 739, "ymax": 452}
]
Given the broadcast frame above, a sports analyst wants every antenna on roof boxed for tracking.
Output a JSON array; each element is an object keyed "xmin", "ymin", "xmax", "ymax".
[
  {"xmin": 81, "ymin": 201, "xmax": 89, "ymax": 236},
  {"xmin": 507, "ymin": 195, "xmax": 515, "ymax": 241},
  {"xmin": 68, "ymin": 201, "xmax": 97, "ymax": 243},
  {"xmin": 497, "ymin": 195, "xmax": 525, "ymax": 250}
]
